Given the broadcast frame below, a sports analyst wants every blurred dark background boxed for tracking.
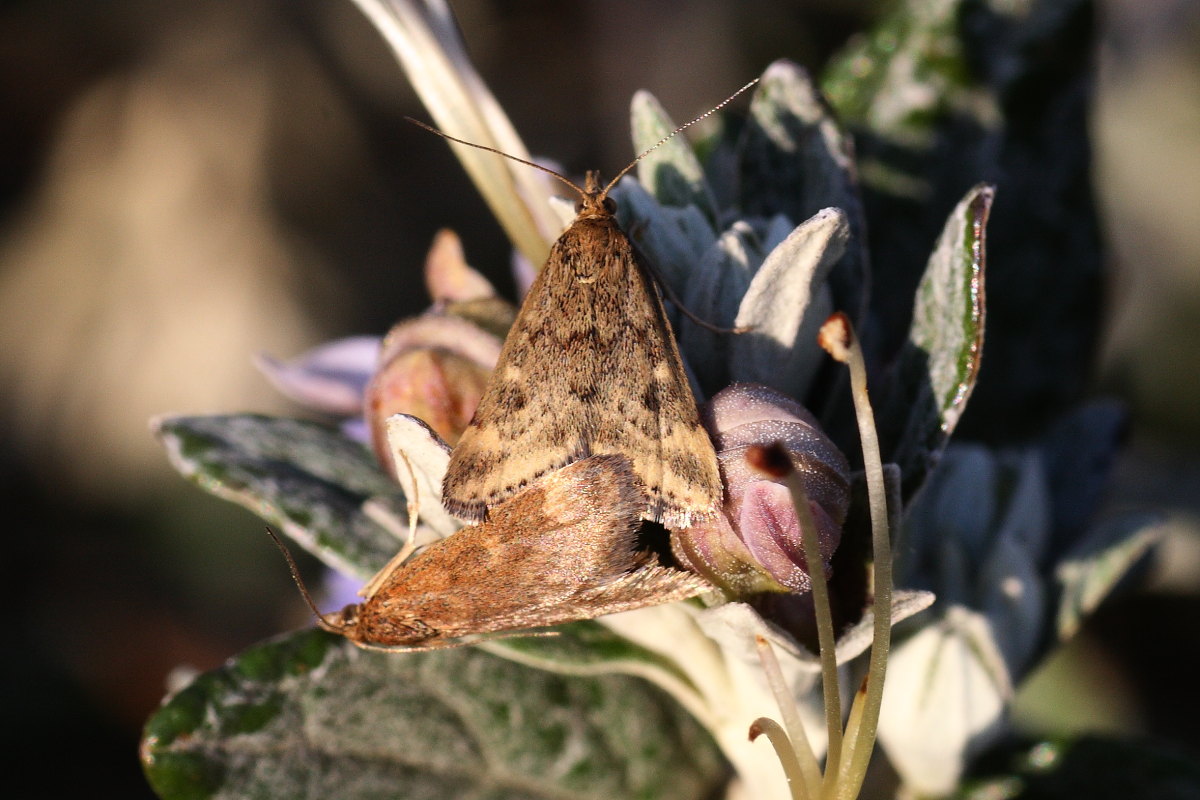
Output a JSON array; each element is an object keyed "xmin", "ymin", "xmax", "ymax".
[{"xmin": 0, "ymin": 0, "xmax": 1197, "ymax": 795}]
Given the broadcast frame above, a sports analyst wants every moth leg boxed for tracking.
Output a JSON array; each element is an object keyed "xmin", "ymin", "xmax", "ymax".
[
  {"xmin": 359, "ymin": 499, "xmax": 420, "ymax": 599},
  {"xmin": 362, "ymin": 497, "xmax": 413, "ymax": 543}
]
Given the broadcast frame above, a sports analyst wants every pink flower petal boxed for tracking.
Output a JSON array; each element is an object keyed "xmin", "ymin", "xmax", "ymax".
[{"xmin": 255, "ymin": 336, "xmax": 380, "ymax": 415}]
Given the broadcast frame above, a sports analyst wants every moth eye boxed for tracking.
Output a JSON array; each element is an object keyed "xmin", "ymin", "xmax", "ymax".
[
  {"xmin": 574, "ymin": 199, "xmax": 585, "ymax": 213},
  {"xmin": 602, "ymin": 197, "xmax": 617, "ymax": 214}
]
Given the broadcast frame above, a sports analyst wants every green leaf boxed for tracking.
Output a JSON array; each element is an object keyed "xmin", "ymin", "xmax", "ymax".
[
  {"xmin": 142, "ymin": 629, "xmax": 726, "ymax": 800},
  {"xmin": 483, "ymin": 620, "xmax": 707, "ymax": 714},
  {"xmin": 154, "ymin": 414, "xmax": 406, "ymax": 579},
  {"xmin": 822, "ymin": 1, "xmax": 974, "ymax": 169},
  {"xmin": 884, "ymin": 184, "xmax": 993, "ymax": 498},
  {"xmin": 630, "ymin": 90, "xmax": 718, "ymax": 220},
  {"xmin": 1055, "ymin": 514, "xmax": 1165, "ymax": 640}
]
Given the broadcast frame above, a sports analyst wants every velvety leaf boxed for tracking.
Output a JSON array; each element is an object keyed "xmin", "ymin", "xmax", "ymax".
[
  {"xmin": 884, "ymin": 184, "xmax": 993, "ymax": 498},
  {"xmin": 141, "ymin": 629, "xmax": 726, "ymax": 800},
  {"xmin": 738, "ymin": 59, "xmax": 869, "ymax": 323},
  {"xmin": 823, "ymin": 0, "xmax": 1102, "ymax": 439},
  {"xmin": 824, "ymin": 589, "xmax": 936, "ymax": 666},
  {"xmin": 630, "ymin": 90, "xmax": 718, "ymax": 220},
  {"xmin": 731, "ymin": 207, "xmax": 847, "ymax": 399},
  {"xmin": 597, "ymin": 602, "xmax": 814, "ymax": 800},
  {"xmin": 975, "ymin": 452, "xmax": 1051, "ymax": 676},
  {"xmin": 1055, "ymin": 514, "xmax": 1165, "ymax": 640},
  {"xmin": 900, "ymin": 444, "xmax": 997, "ymax": 600},
  {"xmin": 678, "ymin": 221, "xmax": 760, "ymax": 394},
  {"xmin": 154, "ymin": 414, "xmax": 407, "ymax": 579},
  {"xmin": 612, "ymin": 178, "xmax": 716, "ymax": 296},
  {"xmin": 901, "ymin": 444, "xmax": 1054, "ymax": 633},
  {"xmin": 877, "ymin": 607, "xmax": 1012, "ymax": 797},
  {"xmin": 483, "ymin": 619, "xmax": 704, "ymax": 707},
  {"xmin": 1039, "ymin": 400, "xmax": 1129, "ymax": 548},
  {"xmin": 696, "ymin": 592, "xmax": 934, "ymax": 674}
]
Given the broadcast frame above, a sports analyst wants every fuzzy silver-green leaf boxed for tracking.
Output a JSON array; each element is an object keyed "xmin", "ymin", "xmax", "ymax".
[
  {"xmin": 885, "ymin": 184, "xmax": 992, "ymax": 496},
  {"xmin": 154, "ymin": 414, "xmax": 406, "ymax": 579},
  {"xmin": 141, "ymin": 628, "xmax": 726, "ymax": 800},
  {"xmin": 630, "ymin": 90, "xmax": 718, "ymax": 220}
]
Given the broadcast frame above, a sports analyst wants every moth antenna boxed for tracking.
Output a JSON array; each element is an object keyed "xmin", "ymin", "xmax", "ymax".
[
  {"xmin": 264, "ymin": 528, "xmax": 346, "ymax": 635},
  {"xmin": 404, "ymin": 117, "xmax": 587, "ymax": 201},
  {"xmin": 600, "ymin": 77, "xmax": 759, "ymax": 198}
]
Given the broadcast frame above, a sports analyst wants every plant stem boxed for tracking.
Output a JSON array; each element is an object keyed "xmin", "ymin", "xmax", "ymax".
[
  {"xmin": 754, "ymin": 636, "xmax": 824, "ymax": 797},
  {"xmin": 819, "ymin": 314, "xmax": 893, "ymax": 800},
  {"xmin": 783, "ymin": 473, "xmax": 844, "ymax": 777}
]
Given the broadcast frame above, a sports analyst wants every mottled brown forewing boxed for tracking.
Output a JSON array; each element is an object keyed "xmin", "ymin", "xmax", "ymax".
[
  {"xmin": 338, "ymin": 455, "xmax": 710, "ymax": 649},
  {"xmin": 442, "ymin": 175, "xmax": 722, "ymax": 529}
]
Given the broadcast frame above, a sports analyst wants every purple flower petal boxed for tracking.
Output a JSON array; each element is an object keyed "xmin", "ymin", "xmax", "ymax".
[
  {"xmin": 674, "ymin": 382, "xmax": 850, "ymax": 597},
  {"xmin": 255, "ymin": 336, "xmax": 380, "ymax": 415},
  {"xmin": 340, "ymin": 417, "xmax": 371, "ymax": 446},
  {"xmin": 739, "ymin": 481, "xmax": 840, "ymax": 593}
]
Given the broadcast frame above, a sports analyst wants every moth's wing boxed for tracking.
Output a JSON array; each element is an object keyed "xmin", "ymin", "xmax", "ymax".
[
  {"xmin": 441, "ymin": 215, "xmax": 721, "ymax": 527},
  {"xmin": 461, "ymin": 564, "xmax": 711, "ymax": 633},
  {"xmin": 443, "ymin": 454, "xmax": 711, "ymax": 631},
  {"xmin": 589, "ymin": 242, "xmax": 723, "ymax": 528},
  {"xmin": 441, "ymin": 242, "xmax": 596, "ymax": 522},
  {"xmin": 407, "ymin": 455, "xmax": 653, "ymax": 639}
]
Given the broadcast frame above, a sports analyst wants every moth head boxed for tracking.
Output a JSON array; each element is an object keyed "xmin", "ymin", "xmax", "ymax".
[
  {"xmin": 351, "ymin": 607, "xmax": 439, "ymax": 647},
  {"xmin": 575, "ymin": 171, "xmax": 618, "ymax": 219}
]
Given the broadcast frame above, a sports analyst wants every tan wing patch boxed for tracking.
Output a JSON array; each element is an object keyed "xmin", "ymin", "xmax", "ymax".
[{"xmin": 442, "ymin": 196, "xmax": 721, "ymax": 528}]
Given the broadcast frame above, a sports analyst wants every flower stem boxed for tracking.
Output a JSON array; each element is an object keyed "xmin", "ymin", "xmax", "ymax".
[
  {"xmin": 831, "ymin": 676, "xmax": 869, "ymax": 794},
  {"xmin": 819, "ymin": 313, "xmax": 894, "ymax": 800},
  {"xmin": 753, "ymin": 635, "xmax": 823, "ymax": 799},
  {"xmin": 781, "ymin": 472, "xmax": 844, "ymax": 776},
  {"xmin": 748, "ymin": 717, "xmax": 810, "ymax": 800}
]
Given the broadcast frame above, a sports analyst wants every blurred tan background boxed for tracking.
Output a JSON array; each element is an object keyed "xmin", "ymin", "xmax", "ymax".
[{"xmin": 0, "ymin": 0, "xmax": 1196, "ymax": 794}]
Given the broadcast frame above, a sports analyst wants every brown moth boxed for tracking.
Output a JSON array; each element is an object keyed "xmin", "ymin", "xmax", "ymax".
[
  {"xmin": 284, "ymin": 455, "xmax": 711, "ymax": 651},
  {"xmin": 432, "ymin": 83, "xmax": 757, "ymax": 529}
]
